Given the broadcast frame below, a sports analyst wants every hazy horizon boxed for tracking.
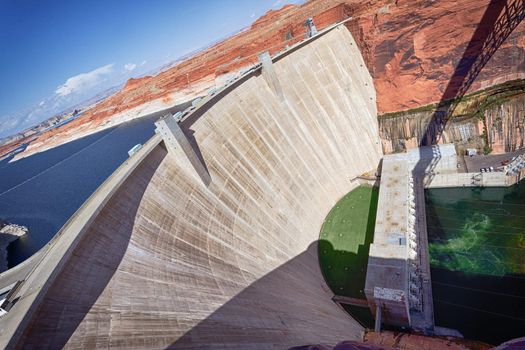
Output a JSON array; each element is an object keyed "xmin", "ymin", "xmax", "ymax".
[{"xmin": 0, "ymin": 0, "xmax": 303, "ymax": 139}]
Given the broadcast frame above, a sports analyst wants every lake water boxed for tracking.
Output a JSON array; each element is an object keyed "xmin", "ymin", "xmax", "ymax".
[
  {"xmin": 426, "ymin": 185, "xmax": 525, "ymax": 345},
  {"xmin": 0, "ymin": 115, "xmax": 159, "ymax": 268}
]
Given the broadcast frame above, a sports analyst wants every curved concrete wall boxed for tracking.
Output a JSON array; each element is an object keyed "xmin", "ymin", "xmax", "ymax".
[{"xmin": 12, "ymin": 26, "xmax": 382, "ymax": 349}]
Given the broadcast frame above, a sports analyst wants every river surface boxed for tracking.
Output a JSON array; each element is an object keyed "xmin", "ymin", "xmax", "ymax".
[
  {"xmin": 426, "ymin": 185, "xmax": 525, "ymax": 345},
  {"xmin": 0, "ymin": 115, "xmax": 159, "ymax": 268}
]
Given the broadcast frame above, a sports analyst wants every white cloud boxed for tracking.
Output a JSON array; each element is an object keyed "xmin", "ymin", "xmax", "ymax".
[
  {"xmin": 38, "ymin": 100, "xmax": 45, "ymax": 106},
  {"xmin": 55, "ymin": 63, "xmax": 114, "ymax": 97},
  {"xmin": 124, "ymin": 62, "xmax": 137, "ymax": 71},
  {"xmin": 140, "ymin": 60, "xmax": 147, "ymax": 66},
  {"xmin": 0, "ymin": 117, "xmax": 20, "ymax": 130},
  {"xmin": 250, "ymin": 13, "xmax": 256, "ymax": 18}
]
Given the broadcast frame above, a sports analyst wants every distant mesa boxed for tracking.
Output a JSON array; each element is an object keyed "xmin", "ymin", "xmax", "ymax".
[{"xmin": 123, "ymin": 76, "xmax": 153, "ymax": 92}]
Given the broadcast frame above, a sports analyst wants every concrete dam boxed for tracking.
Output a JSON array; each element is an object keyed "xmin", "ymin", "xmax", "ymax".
[{"xmin": 0, "ymin": 25, "xmax": 385, "ymax": 349}]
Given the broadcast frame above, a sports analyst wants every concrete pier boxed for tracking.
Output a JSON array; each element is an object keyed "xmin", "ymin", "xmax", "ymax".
[
  {"xmin": 365, "ymin": 154, "xmax": 412, "ymax": 327},
  {"xmin": 365, "ymin": 144, "xmax": 456, "ymax": 332},
  {"xmin": 155, "ymin": 115, "xmax": 211, "ymax": 185},
  {"xmin": 259, "ymin": 51, "xmax": 284, "ymax": 101}
]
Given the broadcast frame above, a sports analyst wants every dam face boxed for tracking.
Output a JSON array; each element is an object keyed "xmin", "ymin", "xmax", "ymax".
[{"xmin": 4, "ymin": 26, "xmax": 383, "ymax": 349}]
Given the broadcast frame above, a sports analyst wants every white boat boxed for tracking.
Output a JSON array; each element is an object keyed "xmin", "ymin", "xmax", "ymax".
[{"xmin": 128, "ymin": 143, "xmax": 142, "ymax": 157}]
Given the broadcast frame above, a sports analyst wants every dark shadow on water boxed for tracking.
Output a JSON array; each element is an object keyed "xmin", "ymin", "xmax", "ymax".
[
  {"xmin": 364, "ymin": 188, "xmax": 379, "ymax": 247},
  {"xmin": 316, "ymin": 188, "xmax": 380, "ymax": 329},
  {"xmin": 13, "ymin": 147, "xmax": 166, "ymax": 349},
  {"xmin": 318, "ymin": 240, "xmax": 374, "ymax": 328},
  {"xmin": 425, "ymin": 185, "xmax": 525, "ymax": 345},
  {"xmin": 431, "ymin": 267, "xmax": 525, "ymax": 346},
  {"xmin": 318, "ymin": 240, "xmax": 371, "ymax": 299}
]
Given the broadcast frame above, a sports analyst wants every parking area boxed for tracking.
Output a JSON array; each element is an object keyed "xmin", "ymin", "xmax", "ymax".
[{"xmin": 464, "ymin": 148, "xmax": 525, "ymax": 172}]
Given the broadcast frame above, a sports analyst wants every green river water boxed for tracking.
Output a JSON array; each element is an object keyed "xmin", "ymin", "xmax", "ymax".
[{"xmin": 426, "ymin": 184, "xmax": 525, "ymax": 345}]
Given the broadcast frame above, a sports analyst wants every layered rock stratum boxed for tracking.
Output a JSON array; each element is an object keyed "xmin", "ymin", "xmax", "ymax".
[
  {"xmin": 379, "ymin": 79, "xmax": 525, "ymax": 154},
  {"xmin": 5, "ymin": 0, "xmax": 525, "ymax": 160}
]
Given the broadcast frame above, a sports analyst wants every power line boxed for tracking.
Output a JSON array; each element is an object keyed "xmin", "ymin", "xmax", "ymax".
[
  {"xmin": 427, "ymin": 204, "xmax": 525, "ymax": 219},
  {"xmin": 426, "ymin": 223, "xmax": 525, "ymax": 235},
  {"xmin": 429, "ymin": 237, "xmax": 525, "ymax": 251},
  {"xmin": 427, "ymin": 197, "xmax": 525, "ymax": 208},
  {"xmin": 426, "ymin": 214, "xmax": 525, "ymax": 231},
  {"xmin": 434, "ymin": 298, "xmax": 525, "ymax": 322},
  {"xmin": 432, "ymin": 281, "xmax": 525, "ymax": 300}
]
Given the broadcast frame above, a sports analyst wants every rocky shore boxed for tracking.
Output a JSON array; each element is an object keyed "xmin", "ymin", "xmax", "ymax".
[{"xmin": 0, "ymin": 220, "xmax": 27, "ymax": 273}]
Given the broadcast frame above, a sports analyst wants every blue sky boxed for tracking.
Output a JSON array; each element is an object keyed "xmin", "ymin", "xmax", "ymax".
[{"xmin": 0, "ymin": 0, "xmax": 302, "ymax": 138}]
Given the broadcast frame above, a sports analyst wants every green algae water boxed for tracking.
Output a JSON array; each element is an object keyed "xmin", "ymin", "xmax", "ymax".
[
  {"xmin": 426, "ymin": 185, "xmax": 525, "ymax": 345},
  {"xmin": 318, "ymin": 185, "xmax": 379, "ymax": 328}
]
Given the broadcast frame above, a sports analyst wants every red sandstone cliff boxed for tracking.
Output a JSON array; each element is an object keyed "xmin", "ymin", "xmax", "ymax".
[
  {"xmin": 348, "ymin": 0, "xmax": 525, "ymax": 114},
  {"xmin": 7, "ymin": 0, "xmax": 525, "ymax": 160}
]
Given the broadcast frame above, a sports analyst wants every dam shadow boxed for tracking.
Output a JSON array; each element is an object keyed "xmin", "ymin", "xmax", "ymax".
[
  {"xmin": 15, "ymin": 147, "xmax": 167, "ymax": 349},
  {"xmin": 170, "ymin": 240, "xmax": 366, "ymax": 349},
  {"xmin": 430, "ymin": 266, "xmax": 525, "ymax": 345},
  {"xmin": 182, "ymin": 127, "xmax": 211, "ymax": 186},
  {"xmin": 403, "ymin": 1, "xmax": 525, "ymax": 342},
  {"xmin": 418, "ymin": 0, "xmax": 525, "ymax": 184},
  {"xmin": 316, "ymin": 188, "xmax": 379, "ymax": 330},
  {"xmin": 318, "ymin": 239, "xmax": 375, "ymax": 330},
  {"xmin": 425, "ymin": 185, "xmax": 525, "ymax": 345}
]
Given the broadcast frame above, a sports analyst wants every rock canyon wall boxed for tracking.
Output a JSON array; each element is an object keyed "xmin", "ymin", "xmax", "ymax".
[
  {"xmin": 485, "ymin": 93, "xmax": 525, "ymax": 154},
  {"xmin": 379, "ymin": 80, "xmax": 525, "ymax": 155}
]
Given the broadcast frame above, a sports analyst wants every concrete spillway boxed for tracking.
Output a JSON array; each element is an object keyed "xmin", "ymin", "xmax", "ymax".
[{"xmin": 0, "ymin": 26, "xmax": 383, "ymax": 349}]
